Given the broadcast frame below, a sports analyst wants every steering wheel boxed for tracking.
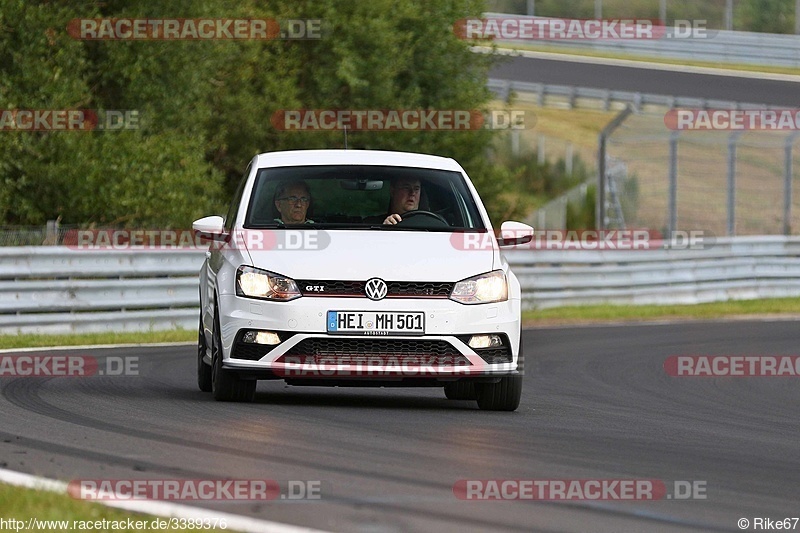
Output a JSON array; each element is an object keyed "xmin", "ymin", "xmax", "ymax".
[{"xmin": 398, "ymin": 210, "xmax": 449, "ymax": 225}]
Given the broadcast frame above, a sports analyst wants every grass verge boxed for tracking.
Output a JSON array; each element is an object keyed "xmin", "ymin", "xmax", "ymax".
[
  {"xmin": 0, "ymin": 330, "xmax": 195, "ymax": 350},
  {"xmin": 0, "ymin": 482, "xmax": 218, "ymax": 532},
  {"xmin": 523, "ymin": 297, "xmax": 800, "ymax": 326}
]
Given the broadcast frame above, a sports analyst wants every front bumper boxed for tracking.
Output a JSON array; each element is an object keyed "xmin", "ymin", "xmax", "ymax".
[{"xmin": 217, "ymin": 294, "xmax": 521, "ymax": 380}]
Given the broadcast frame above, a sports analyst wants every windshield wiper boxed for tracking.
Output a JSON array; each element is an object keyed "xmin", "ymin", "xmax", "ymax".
[
  {"xmin": 368, "ymin": 225, "xmax": 428, "ymax": 231},
  {"xmin": 250, "ymin": 223, "xmax": 284, "ymax": 229}
]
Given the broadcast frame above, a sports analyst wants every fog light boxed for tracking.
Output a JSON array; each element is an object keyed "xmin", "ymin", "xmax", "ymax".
[
  {"xmin": 242, "ymin": 331, "xmax": 281, "ymax": 345},
  {"xmin": 468, "ymin": 334, "xmax": 503, "ymax": 349}
]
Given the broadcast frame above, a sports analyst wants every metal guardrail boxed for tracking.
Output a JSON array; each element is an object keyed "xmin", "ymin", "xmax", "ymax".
[
  {"xmin": 485, "ymin": 13, "xmax": 800, "ymax": 68},
  {"xmin": 0, "ymin": 247, "xmax": 204, "ymax": 334},
  {"xmin": 508, "ymin": 236, "xmax": 800, "ymax": 310},
  {"xmin": 488, "ymin": 78, "xmax": 769, "ymax": 111},
  {"xmin": 2, "ymin": 237, "xmax": 800, "ymax": 333}
]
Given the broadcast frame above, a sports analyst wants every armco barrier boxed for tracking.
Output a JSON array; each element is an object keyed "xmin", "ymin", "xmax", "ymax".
[
  {"xmin": 487, "ymin": 78, "xmax": 769, "ymax": 111},
  {"xmin": 0, "ymin": 247, "xmax": 205, "ymax": 334},
  {"xmin": 508, "ymin": 236, "xmax": 800, "ymax": 309},
  {"xmin": 1, "ymin": 236, "xmax": 799, "ymax": 333},
  {"xmin": 484, "ymin": 13, "xmax": 800, "ymax": 69}
]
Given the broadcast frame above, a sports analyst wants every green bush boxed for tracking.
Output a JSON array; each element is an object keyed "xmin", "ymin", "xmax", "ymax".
[
  {"xmin": 735, "ymin": 0, "xmax": 795, "ymax": 33},
  {"xmin": 566, "ymin": 183, "xmax": 595, "ymax": 230}
]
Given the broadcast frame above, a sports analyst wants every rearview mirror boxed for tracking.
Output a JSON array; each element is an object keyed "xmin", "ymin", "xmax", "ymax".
[{"xmin": 340, "ymin": 179, "xmax": 384, "ymax": 191}]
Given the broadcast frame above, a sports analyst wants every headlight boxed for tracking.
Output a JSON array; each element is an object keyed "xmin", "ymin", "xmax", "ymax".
[
  {"xmin": 236, "ymin": 266, "xmax": 301, "ymax": 301},
  {"xmin": 450, "ymin": 270, "xmax": 508, "ymax": 304}
]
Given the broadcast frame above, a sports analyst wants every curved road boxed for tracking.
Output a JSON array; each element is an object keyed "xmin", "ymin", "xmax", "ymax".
[
  {"xmin": 489, "ymin": 53, "xmax": 800, "ymax": 106},
  {"xmin": 1, "ymin": 320, "xmax": 798, "ymax": 532}
]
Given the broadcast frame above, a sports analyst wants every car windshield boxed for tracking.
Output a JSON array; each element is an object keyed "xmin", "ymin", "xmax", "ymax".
[{"xmin": 244, "ymin": 165, "xmax": 486, "ymax": 231}]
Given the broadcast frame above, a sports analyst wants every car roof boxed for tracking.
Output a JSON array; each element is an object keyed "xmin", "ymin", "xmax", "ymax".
[{"xmin": 254, "ymin": 149, "xmax": 463, "ymax": 172}]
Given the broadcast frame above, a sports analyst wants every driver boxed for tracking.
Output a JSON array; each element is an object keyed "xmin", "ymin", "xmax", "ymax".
[{"xmin": 383, "ymin": 177, "xmax": 421, "ymax": 225}]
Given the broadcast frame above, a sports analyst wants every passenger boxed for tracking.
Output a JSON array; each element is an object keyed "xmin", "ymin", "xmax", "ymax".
[{"xmin": 274, "ymin": 180, "xmax": 313, "ymax": 224}]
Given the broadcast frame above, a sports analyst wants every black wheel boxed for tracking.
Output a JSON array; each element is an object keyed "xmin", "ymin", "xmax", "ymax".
[
  {"xmin": 476, "ymin": 335, "xmax": 524, "ymax": 411},
  {"xmin": 197, "ymin": 313, "xmax": 212, "ymax": 392},
  {"xmin": 211, "ymin": 307, "xmax": 256, "ymax": 402},
  {"xmin": 475, "ymin": 375, "xmax": 522, "ymax": 411},
  {"xmin": 443, "ymin": 381, "xmax": 476, "ymax": 400}
]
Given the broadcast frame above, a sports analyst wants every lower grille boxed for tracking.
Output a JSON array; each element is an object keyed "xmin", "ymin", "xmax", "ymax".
[
  {"xmin": 475, "ymin": 347, "xmax": 513, "ymax": 364},
  {"xmin": 278, "ymin": 338, "xmax": 470, "ymax": 366}
]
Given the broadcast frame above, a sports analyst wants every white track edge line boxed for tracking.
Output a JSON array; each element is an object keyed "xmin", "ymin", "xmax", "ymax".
[{"xmin": 0, "ymin": 342, "xmax": 195, "ymax": 354}]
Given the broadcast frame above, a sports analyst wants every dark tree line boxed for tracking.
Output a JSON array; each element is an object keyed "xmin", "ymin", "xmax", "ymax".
[{"xmin": 1, "ymin": 0, "xmax": 523, "ymax": 227}]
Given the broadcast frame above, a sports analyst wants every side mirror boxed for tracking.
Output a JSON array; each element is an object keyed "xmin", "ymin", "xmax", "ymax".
[
  {"xmin": 497, "ymin": 221, "xmax": 534, "ymax": 247},
  {"xmin": 192, "ymin": 215, "xmax": 227, "ymax": 241}
]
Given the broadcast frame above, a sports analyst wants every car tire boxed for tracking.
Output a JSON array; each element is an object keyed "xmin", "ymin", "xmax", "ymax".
[
  {"xmin": 197, "ymin": 314, "xmax": 212, "ymax": 392},
  {"xmin": 211, "ymin": 307, "xmax": 256, "ymax": 402},
  {"xmin": 475, "ymin": 375, "xmax": 522, "ymax": 411},
  {"xmin": 475, "ymin": 337, "xmax": 524, "ymax": 411},
  {"xmin": 443, "ymin": 381, "xmax": 476, "ymax": 400}
]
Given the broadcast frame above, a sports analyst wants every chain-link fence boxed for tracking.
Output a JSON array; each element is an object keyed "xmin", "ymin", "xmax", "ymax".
[
  {"xmin": 527, "ymin": 180, "xmax": 590, "ymax": 229},
  {"xmin": 525, "ymin": 107, "xmax": 800, "ymax": 235},
  {"xmin": 607, "ymin": 113, "xmax": 800, "ymax": 235},
  {"xmin": 0, "ymin": 222, "xmax": 83, "ymax": 246}
]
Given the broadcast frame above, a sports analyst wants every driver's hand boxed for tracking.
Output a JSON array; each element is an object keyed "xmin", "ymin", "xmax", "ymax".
[{"xmin": 383, "ymin": 214, "xmax": 402, "ymax": 225}]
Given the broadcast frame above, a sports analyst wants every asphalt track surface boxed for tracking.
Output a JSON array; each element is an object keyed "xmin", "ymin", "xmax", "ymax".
[
  {"xmin": 1, "ymin": 320, "xmax": 798, "ymax": 532},
  {"xmin": 489, "ymin": 55, "xmax": 800, "ymax": 106}
]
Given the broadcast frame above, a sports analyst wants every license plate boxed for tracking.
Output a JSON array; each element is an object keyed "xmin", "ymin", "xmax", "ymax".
[{"xmin": 326, "ymin": 311, "xmax": 425, "ymax": 336}]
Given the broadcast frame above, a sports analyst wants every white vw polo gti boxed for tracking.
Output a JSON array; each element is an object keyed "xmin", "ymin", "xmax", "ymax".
[{"xmin": 193, "ymin": 149, "xmax": 533, "ymax": 410}]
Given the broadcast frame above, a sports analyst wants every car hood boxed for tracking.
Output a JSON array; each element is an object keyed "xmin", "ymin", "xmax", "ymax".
[{"xmin": 242, "ymin": 229, "xmax": 496, "ymax": 281}]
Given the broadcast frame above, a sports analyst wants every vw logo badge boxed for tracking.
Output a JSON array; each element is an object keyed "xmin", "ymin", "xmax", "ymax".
[{"xmin": 365, "ymin": 278, "xmax": 388, "ymax": 301}]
